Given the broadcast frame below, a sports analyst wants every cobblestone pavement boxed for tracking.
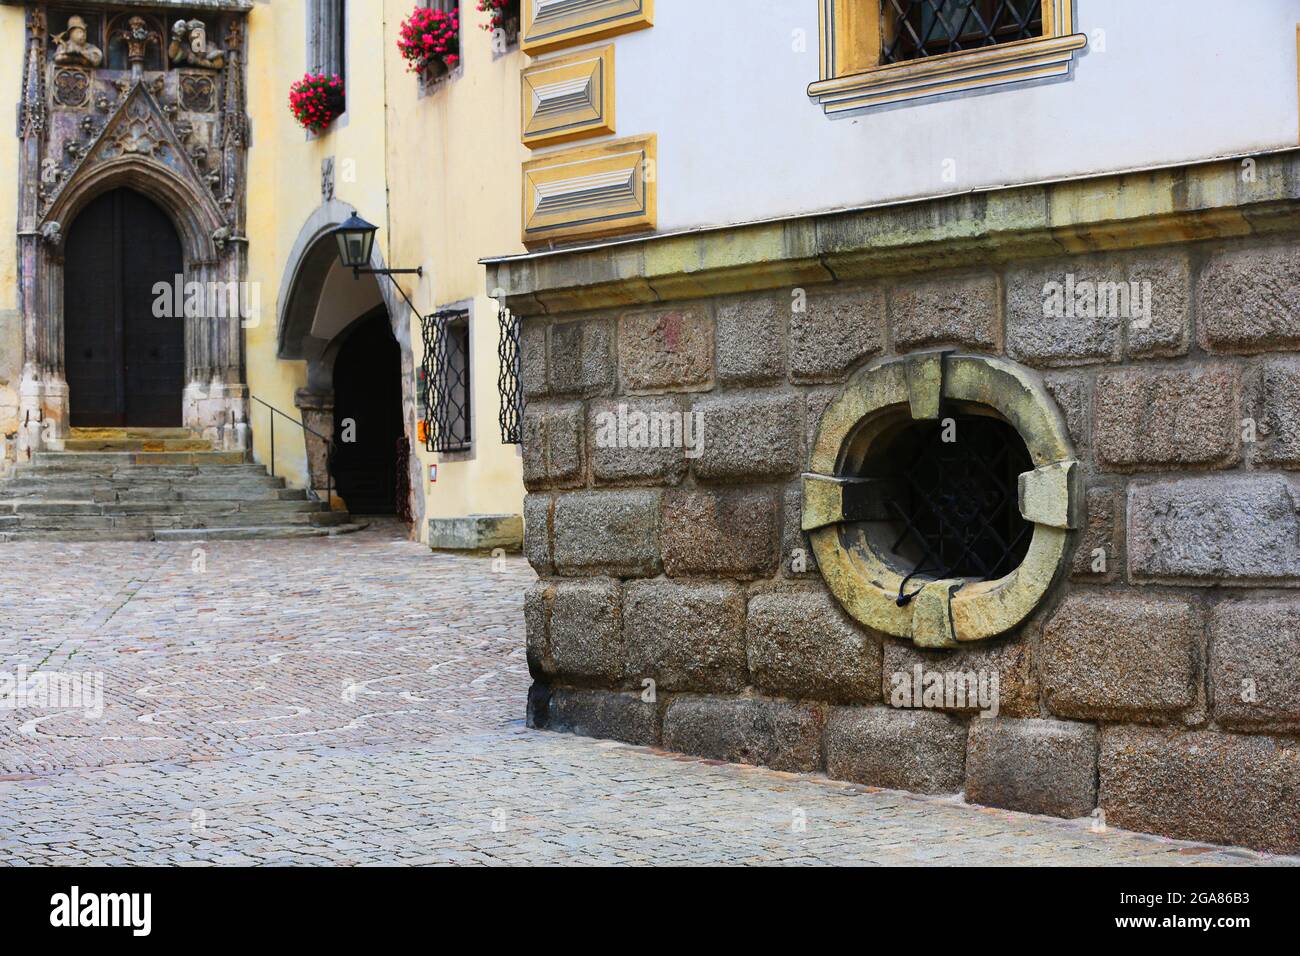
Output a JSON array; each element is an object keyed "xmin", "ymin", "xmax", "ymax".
[{"xmin": 0, "ymin": 523, "xmax": 1290, "ymax": 866}]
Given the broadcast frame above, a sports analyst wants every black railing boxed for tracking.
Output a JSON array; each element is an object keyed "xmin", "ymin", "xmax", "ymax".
[{"xmin": 250, "ymin": 395, "xmax": 333, "ymax": 505}]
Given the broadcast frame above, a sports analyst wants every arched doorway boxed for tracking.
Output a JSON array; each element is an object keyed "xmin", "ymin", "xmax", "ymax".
[
  {"xmin": 64, "ymin": 188, "xmax": 185, "ymax": 427},
  {"xmin": 330, "ymin": 309, "xmax": 407, "ymax": 516}
]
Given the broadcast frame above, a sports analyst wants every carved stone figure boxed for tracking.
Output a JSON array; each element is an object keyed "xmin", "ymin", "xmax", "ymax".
[
  {"xmin": 39, "ymin": 221, "xmax": 62, "ymax": 249},
  {"xmin": 169, "ymin": 19, "xmax": 225, "ymax": 71},
  {"xmin": 52, "ymin": 15, "xmax": 103, "ymax": 68},
  {"xmin": 113, "ymin": 16, "xmax": 160, "ymax": 79}
]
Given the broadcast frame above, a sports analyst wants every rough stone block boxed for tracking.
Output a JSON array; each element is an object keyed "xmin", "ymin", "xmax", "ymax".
[
  {"xmin": 623, "ymin": 580, "xmax": 747, "ymax": 692},
  {"xmin": 716, "ymin": 295, "xmax": 786, "ymax": 386},
  {"xmin": 965, "ymin": 719, "xmax": 1098, "ymax": 818},
  {"xmin": 693, "ymin": 392, "xmax": 803, "ymax": 482},
  {"xmin": 746, "ymin": 589, "xmax": 881, "ymax": 704},
  {"xmin": 1128, "ymin": 475, "xmax": 1300, "ymax": 582},
  {"xmin": 1198, "ymin": 243, "xmax": 1300, "ymax": 354},
  {"xmin": 547, "ymin": 687, "xmax": 659, "ymax": 746},
  {"xmin": 662, "ymin": 696, "xmax": 823, "ymax": 773},
  {"xmin": 825, "ymin": 707, "xmax": 967, "ymax": 794},
  {"xmin": 524, "ymin": 584, "xmax": 552, "ymax": 680},
  {"xmin": 523, "ymin": 494, "xmax": 553, "ymax": 574},
  {"xmin": 427, "ymin": 514, "xmax": 522, "ymax": 551},
  {"xmin": 1100, "ymin": 726, "xmax": 1300, "ymax": 855},
  {"xmin": 521, "ymin": 402, "xmax": 585, "ymax": 490},
  {"xmin": 781, "ymin": 480, "xmax": 814, "ymax": 578},
  {"xmin": 553, "ymin": 490, "xmax": 661, "ymax": 577},
  {"xmin": 1126, "ymin": 251, "xmax": 1191, "ymax": 358},
  {"xmin": 1210, "ymin": 600, "xmax": 1300, "ymax": 731},
  {"xmin": 1094, "ymin": 366, "xmax": 1240, "ymax": 469},
  {"xmin": 587, "ymin": 397, "xmax": 690, "ymax": 486},
  {"xmin": 549, "ymin": 578, "xmax": 624, "ymax": 684},
  {"xmin": 1253, "ymin": 358, "xmax": 1300, "ymax": 467},
  {"xmin": 520, "ymin": 319, "xmax": 548, "ymax": 399},
  {"xmin": 619, "ymin": 307, "xmax": 713, "ymax": 393},
  {"xmin": 888, "ymin": 273, "xmax": 1000, "ymax": 351},
  {"xmin": 1041, "ymin": 593, "xmax": 1201, "ymax": 721},
  {"xmin": 548, "ymin": 319, "xmax": 614, "ymax": 396},
  {"xmin": 1006, "ymin": 257, "xmax": 1124, "ymax": 366},
  {"xmin": 883, "ymin": 636, "xmax": 1038, "ymax": 718},
  {"xmin": 661, "ymin": 488, "xmax": 778, "ymax": 578},
  {"xmin": 1043, "ymin": 372, "xmax": 1090, "ymax": 452},
  {"xmin": 789, "ymin": 287, "xmax": 884, "ymax": 383},
  {"xmin": 1071, "ymin": 486, "xmax": 1119, "ymax": 580}
]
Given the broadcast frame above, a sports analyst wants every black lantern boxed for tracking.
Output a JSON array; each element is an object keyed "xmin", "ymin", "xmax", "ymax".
[{"xmin": 334, "ymin": 212, "xmax": 378, "ymax": 270}]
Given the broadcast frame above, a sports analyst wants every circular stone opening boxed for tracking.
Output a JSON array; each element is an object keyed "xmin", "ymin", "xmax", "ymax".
[{"xmin": 848, "ymin": 412, "xmax": 1034, "ymax": 582}]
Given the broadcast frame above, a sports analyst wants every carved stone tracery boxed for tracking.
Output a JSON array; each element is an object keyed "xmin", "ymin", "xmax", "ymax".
[{"xmin": 14, "ymin": 2, "xmax": 253, "ymax": 455}]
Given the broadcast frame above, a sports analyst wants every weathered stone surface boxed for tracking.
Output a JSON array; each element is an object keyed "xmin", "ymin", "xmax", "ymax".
[
  {"xmin": 1198, "ymin": 244, "xmax": 1300, "ymax": 354},
  {"xmin": 825, "ymin": 707, "xmax": 967, "ymax": 794},
  {"xmin": 746, "ymin": 589, "xmax": 881, "ymax": 704},
  {"xmin": 1253, "ymin": 358, "xmax": 1300, "ymax": 467},
  {"xmin": 1100, "ymin": 726, "xmax": 1300, "ymax": 855},
  {"xmin": 1043, "ymin": 372, "xmax": 1089, "ymax": 451},
  {"xmin": 1071, "ymin": 486, "xmax": 1118, "ymax": 580},
  {"xmin": 1128, "ymin": 475, "xmax": 1300, "ymax": 582},
  {"xmin": 1006, "ymin": 258, "xmax": 1123, "ymax": 366},
  {"xmin": 548, "ymin": 578, "xmax": 624, "ymax": 684},
  {"xmin": 524, "ymin": 584, "xmax": 552, "ymax": 680},
  {"xmin": 966, "ymin": 719, "xmax": 1098, "ymax": 818},
  {"xmin": 693, "ymin": 392, "xmax": 802, "ymax": 482},
  {"xmin": 547, "ymin": 687, "xmax": 659, "ymax": 746},
  {"xmin": 661, "ymin": 488, "xmax": 778, "ymax": 578},
  {"xmin": 520, "ymin": 319, "xmax": 549, "ymax": 399},
  {"xmin": 662, "ymin": 696, "xmax": 823, "ymax": 773},
  {"xmin": 523, "ymin": 494, "xmax": 553, "ymax": 574},
  {"xmin": 427, "ymin": 514, "xmax": 522, "ymax": 551},
  {"xmin": 1210, "ymin": 600, "xmax": 1300, "ymax": 731},
  {"xmin": 623, "ymin": 580, "xmax": 747, "ymax": 692},
  {"xmin": 781, "ymin": 481, "xmax": 815, "ymax": 578},
  {"xmin": 716, "ymin": 295, "xmax": 786, "ymax": 385},
  {"xmin": 1094, "ymin": 366, "xmax": 1240, "ymax": 469},
  {"xmin": 587, "ymin": 397, "xmax": 690, "ymax": 486},
  {"xmin": 804, "ymin": 385, "xmax": 838, "ymax": 452},
  {"xmin": 789, "ymin": 287, "xmax": 884, "ymax": 383},
  {"xmin": 888, "ymin": 273, "xmax": 1000, "ymax": 351},
  {"xmin": 548, "ymin": 319, "xmax": 614, "ymax": 396},
  {"xmin": 553, "ymin": 490, "xmax": 661, "ymax": 577},
  {"xmin": 521, "ymin": 402, "xmax": 585, "ymax": 489},
  {"xmin": 883, "ymin": 636, "xmax": 1038, "ymax": 718},
  {"xmin": 1126, "ymin": 251, "xmax": 1191, "ymax": 358},
  {"xmin": 1041, "ymin": 593, "xmax": 1201, "ymax": 721},
  {"xmin": 619, "ymin": 307, "xmax": 713, "ymax": 393}
]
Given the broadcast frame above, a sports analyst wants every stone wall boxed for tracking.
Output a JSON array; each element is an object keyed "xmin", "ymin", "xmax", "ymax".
[{"xmin": 516, "ymin": 236, "xmax": 1300, "ymax": 856}]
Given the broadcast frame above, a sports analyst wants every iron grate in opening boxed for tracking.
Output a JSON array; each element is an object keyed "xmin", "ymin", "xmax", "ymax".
[
  {"xmin": 881, "ymin": 0, "xmax": 1044, "ymax": 64},
  {"xmin": 882, "ymin": 415, "xmax": 1033, "ymax": 581},
  {"xmin": 420, "ymin": 310, "xmax": 472, "ymax": 454},
  {"xmin": 497, "ymin": 305, "xmax": 524, "ymax": 445}
]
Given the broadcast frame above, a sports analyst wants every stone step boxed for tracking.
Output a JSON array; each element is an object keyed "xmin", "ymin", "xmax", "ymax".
[
  {"xmin": 13, "ymin": 509, "xmax": 348, "ymax": 532},
  {"xmin": 2, "ymin": 499, "xmax": 328, "ymax": 517},
  {"xmin": 69, "ymin": 427, "xmax": 196, "ymax": 441},
  {"xmin": 22, "ymin": 451, "xmax": 249, "ymax": 466},
  {"xmin": 0, "ymin": 522, "xmax": 369, "ymax": 543},
  {"xmin": 62, "ymin": 438, "xmax": 216, "ymax": 453}
]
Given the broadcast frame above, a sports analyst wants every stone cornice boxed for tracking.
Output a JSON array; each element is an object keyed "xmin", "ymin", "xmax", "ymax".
[
  {"xmin": 484, "ymin": 148, "xmax": 1300, "ymax": 317},
  {"xmin": 0, "ymin": 0, "xmax": 252, "ymax": 10}
]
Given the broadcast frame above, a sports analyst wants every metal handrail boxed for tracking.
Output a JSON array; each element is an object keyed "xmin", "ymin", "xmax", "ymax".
[{"xmin": 250, "ymin": 395, "xmax": 332, "ymax": 505}]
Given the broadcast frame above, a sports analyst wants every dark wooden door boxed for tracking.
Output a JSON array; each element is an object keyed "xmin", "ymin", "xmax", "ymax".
[
  {"xmin": 332, "ymin": 309, "xmax": 404, "ymax": 515},
  {"xmin": 65, "ymin": 188, "xmax": 185, "ymax": 427}
]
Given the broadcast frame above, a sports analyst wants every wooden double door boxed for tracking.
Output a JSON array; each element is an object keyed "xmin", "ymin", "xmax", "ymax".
[{"xmin": 65, "ymin": 188, "xmax": 185, "ymax": 427}]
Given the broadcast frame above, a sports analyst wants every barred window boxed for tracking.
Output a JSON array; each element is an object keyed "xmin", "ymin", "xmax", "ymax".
[
  {"xmin": 883, "ymin": 0, "xmax": 1044, "ymax": 64},
  {"xmin": 422, "ymin": 310, "xmax": 472, "ymax": 454}
]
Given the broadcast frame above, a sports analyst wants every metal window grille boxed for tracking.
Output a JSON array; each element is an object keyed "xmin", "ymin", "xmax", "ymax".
[
  {"xmin": 882, "ymin": 0, "xmax": 1043, "ymax": 64},
  {"xmin": 496, "ymin": 305, "xmax": 523, "ymax": 444},
  {"xmin": 420, "ymin": 310, "xmax": 472, "ymax": 454},
  {"xmin": 884, "ymin": 416, "xmax": 1033, "ymax": 582}
]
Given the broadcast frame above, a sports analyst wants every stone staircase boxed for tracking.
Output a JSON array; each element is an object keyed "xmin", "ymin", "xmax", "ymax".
[{"xmin": 0, "ymin": 428, "xmax": 366, "ymax": 542}]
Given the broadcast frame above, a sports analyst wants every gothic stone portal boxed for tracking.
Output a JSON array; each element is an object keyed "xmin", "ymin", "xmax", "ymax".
[{"xmin": 14, "ymin": 4, "xmax": 250, "ymax": 454}]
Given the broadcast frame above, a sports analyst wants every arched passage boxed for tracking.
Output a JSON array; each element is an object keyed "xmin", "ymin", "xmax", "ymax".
[
  {"xmin": 64, "ymin": 187, "xmax": 185, "ymax": 427},
  {"xmin": 331, "ymin": 309, "xmax": 406, "ymax": 515}
]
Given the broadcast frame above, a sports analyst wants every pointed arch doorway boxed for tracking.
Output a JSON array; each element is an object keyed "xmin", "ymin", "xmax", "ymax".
[{"xmin": 64, "ymin": 187, "xmax": 185, "ymax": 427}]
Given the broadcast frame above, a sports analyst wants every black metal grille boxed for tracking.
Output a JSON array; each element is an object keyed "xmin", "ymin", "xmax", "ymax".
[
  {"xmin": 497, "ymin": 305, "xmax": 524, "ymax": 445},
  {"xmin": 882, "ymin": 0, "xmax": 1043, "ymax": 64},
  {"xmin": 882, "ymin": 415, "xmax": 1032, "ymax": 582},
  {"xmin": 420, "ymin": 310, "xmax": 472, "ymax": 454}
]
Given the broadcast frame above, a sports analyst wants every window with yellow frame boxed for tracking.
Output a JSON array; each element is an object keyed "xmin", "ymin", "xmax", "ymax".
[{"xmin": 809, "ymin": 0, "xmax": 1086, "ymax": 113}]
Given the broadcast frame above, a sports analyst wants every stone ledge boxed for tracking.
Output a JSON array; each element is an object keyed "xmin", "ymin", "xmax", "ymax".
[
  {"xmin": 485, "ymin": 150, "xmax": 1300, "ymax": 316},
  {"xmin": 427, "ymin": 514, "xmax": 523, "ymax": 552}
]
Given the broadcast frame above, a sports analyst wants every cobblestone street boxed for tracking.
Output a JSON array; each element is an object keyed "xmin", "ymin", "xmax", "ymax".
[{"xmin": 0, "ymin": 524, "xmax": 1288, "ymax": 866}]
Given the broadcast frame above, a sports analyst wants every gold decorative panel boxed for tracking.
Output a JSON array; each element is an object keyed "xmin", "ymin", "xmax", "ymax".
[
  {"xmin": 521, "ymin": 134, "xmax": 656, "ymax": 246},
  {"xmin": 522, "ymin": 45, "xmax": 616, "ymax": 148},
  {"xmin": 521, "ymin": 0, "xmax": 652, "ymax": 55}
]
